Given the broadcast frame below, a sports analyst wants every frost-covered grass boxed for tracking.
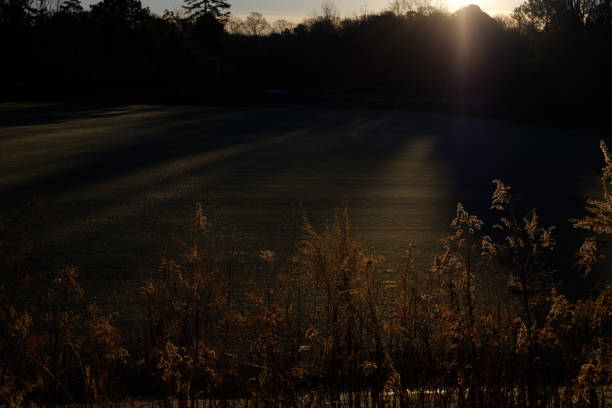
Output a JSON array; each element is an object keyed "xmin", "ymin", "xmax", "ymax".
[{"xmin": 0, "ymin": 104, "xmax": 610, "ymax": 406}]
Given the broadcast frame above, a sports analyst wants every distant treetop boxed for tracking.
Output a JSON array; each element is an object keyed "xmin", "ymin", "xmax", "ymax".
[
  {"xmin": 89, "ymin": 0, "xmax": 150, "ymax": 27},
  {"xmin": 183, "ymin": 0, "xmax": 230, "ymax": 22},
  {"xmin": 59, "ymin": 0, "xmax": 83, "ymax": 14}
]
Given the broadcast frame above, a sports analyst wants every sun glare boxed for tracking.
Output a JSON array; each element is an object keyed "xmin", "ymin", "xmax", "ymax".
[{"xmin": 448, "ymin": 0, "xmax": 472, "ymax": 10}]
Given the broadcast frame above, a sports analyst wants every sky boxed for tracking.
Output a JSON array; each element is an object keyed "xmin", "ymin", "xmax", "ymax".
[{"xmin": 82, "ymin": 0, "xmax": 523, "ymax": 20}]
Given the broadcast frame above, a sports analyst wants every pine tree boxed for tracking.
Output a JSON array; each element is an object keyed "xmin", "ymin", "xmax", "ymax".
[
  {"xmin": 59, "ymin": 0, "xmax": 82, "ymax": 14},
  {"xmin": 183, "ymin": 0, "xmax": 230, "ymax": 21},
  {"xmin": 89, "ymin": 0, "xmax": 149, "ymax": 28}
]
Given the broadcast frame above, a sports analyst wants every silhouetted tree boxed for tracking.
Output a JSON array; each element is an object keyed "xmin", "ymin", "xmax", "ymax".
[
  {"xmin": 191, "ymin": 11, "xmax": 226, "ymax": 45},
  {"xmin": 225, "ymin": 14, "xmax": 244, "ymax": 33},
  {"xmin": 0, "ymin": 0, "xmax": 34, "ymax": 26},
  {"xmin": 388, "ymin": 0, "xmax": 445, "ymax": 16},
  {"xmin": 586, "ymin": 0, "xmax": 612, "ymax": 26},
  {"xmin": 89, "ymin": 0, "xmax": 149, "ymax": 28},
  {"xmin": 318, "ymin": 0, "xmax": 341, "ymax": 26},
  {"xmin": 244, "ymin": 11, "xmax": 270, "ymax": 36},
  {"xmin": 183, "ymin": 0, "xmax": 229, "ymax": 22},
  {"xmin": 59, "ymin": 0, "xmax": 81, "ymax": 14},
  {"xmin": 271, "ymin": 18, "xmax": 294, "ymax": 34},
  {"xmin": 513, "ymin": 0, "xmax": 612, "ymax": 30}
]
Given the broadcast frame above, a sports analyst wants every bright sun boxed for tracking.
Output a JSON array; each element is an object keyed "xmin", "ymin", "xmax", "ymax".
[
  {"xmin": 447, "ymin": 0, "xmax": 471, "ymax": 11},
  {"xmin": 446, "ymin": 0, "xmax": 485, "ymax": 12},
  {"xmin": 445, "ymin": 0, "xmax": 516, "ymax": 14}
]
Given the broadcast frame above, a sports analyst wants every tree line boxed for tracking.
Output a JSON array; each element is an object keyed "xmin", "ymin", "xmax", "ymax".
[{"xmin": 1, "ymin": 0, "xmax": 611, "ymax": 125}]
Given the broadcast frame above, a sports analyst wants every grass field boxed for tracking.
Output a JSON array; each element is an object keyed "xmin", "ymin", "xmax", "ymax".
[{"xmin": 0, "ymin": 103, "xmax": 605, "ymax": 296}]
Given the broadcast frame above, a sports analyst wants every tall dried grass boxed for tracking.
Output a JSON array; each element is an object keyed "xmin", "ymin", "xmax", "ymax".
[{"xmin": 1, "ymin": 143, "xmax": 611, "ymax": 407}]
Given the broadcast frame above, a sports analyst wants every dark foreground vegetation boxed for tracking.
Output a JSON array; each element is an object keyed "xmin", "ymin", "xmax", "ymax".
[
  {"xmin": 1, "ymin": 135, "xmax": 611, "ymax": 406},
  {"xmin": 1, "ymin": 0, "xmax": 612, "ymax": 126}
]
